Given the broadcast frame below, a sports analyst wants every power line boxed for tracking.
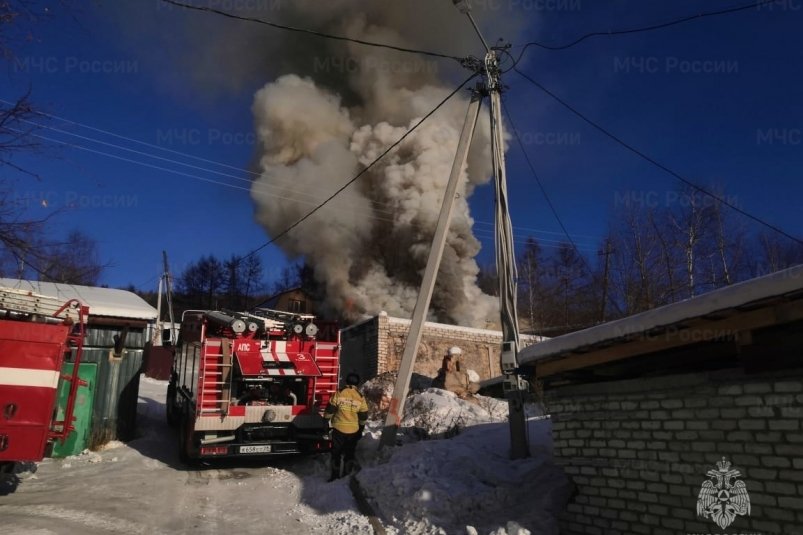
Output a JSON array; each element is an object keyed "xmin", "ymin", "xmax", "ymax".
[
  {"xmin": 238, "ymin": 73, "xmax": 479, "ymax": 261},
  {"xmin": 12, "ymin": 128, "xmax": 255, "ymax": 193},
  {"xmin": 17, "ymin": 117, "xmax": 397, "ymax": 214},
  {"xmin": 514, "ymin": 0, "xmax": 780, "ymax": 65},
  {"xmin": 513, "ymin": 67, "xmax": 803, "ymax": 247},
  {"xmin": 160, "ymin": 0, "xmax": 463, "ymax": 63},
  {"xmin": 502, "ymin": 98, "xmax": 624, "ymax": 317},
  {"xmin": 11, "ymin": 123, "xmax": 597, "ymax": 254},
  {"xmin": 501, "ymin": 99, "xmax": 596, "ymax": 266},
  {"xmin": 3, "ymin": 97, "xmax": 609, "ymax": 244},
  {"xmin": 0, "ymin": 97, "xmax": 264, "ymax": 177}
]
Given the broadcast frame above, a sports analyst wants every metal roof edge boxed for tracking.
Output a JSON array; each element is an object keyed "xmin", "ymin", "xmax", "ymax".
[{"xmin": 518, "ymin": 263, "xmax": 803, "ymax": 366}]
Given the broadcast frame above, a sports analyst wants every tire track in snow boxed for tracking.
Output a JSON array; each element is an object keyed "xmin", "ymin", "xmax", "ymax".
[{"xmin": 0, "ymin": 505, "xmax": 169, "ymax": 535}]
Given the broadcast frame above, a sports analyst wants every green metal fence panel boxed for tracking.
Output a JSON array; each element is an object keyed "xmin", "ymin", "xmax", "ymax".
[{"xmin": 52, "ymin": 362, "xmax": 97, "ymax": 457}]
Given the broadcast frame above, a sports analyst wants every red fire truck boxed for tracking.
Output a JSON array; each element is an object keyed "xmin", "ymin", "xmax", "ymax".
[
  {"xmin": 166, "ymin": 308, "xmax": 340, "ymax": 462},
  {"xmin": 0, "ymin": 287, "xmax": 88, "ymax": 474}
]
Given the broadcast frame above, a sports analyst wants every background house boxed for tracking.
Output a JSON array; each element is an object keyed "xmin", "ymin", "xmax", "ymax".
[{"xmin": 261, "ymin": 287, "xmax": 315, "ymax": 315}]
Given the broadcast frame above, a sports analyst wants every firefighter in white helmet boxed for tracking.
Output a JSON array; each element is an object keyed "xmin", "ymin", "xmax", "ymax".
[{"xmin": 433, "ymin": 346, "xmax": 480, "ymax": 399}]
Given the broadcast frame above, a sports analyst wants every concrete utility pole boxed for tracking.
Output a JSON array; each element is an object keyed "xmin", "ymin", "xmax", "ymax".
[
  {"xmin": 380, "ymin": 1, "xmax": 530, "ymax": 459},
  {"xmin": 379, "ymin": 92, "xmax": 483, "ymax": 448},
  {"xmin": 154, "ymin": 251, "xmax": 178, "ymax": 346},
  {"xmin": 485, "ymin": 47, "xmax": 529, "ymax": 460}
]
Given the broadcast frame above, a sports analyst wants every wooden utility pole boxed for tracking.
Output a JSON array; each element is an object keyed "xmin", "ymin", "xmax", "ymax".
[{"xmin": 599, "ymin": 239, "xmax": 613, "ymax": 322}]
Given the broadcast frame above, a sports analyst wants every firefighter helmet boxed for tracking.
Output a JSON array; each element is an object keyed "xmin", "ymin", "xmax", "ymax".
[{"xmin": 346, "ymin": 372, "xmax": 360, "ymax": 386}]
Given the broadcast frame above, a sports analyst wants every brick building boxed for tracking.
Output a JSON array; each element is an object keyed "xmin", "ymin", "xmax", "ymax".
[
  {"xmin": 518, "ymin": 264, "xmax": 803, "ymax": 535},
  {"xmin": 340, "ymin": 312, "xmax": 543, "ymax": 383}
]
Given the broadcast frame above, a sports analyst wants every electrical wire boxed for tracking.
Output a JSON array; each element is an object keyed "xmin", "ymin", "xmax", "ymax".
[
  {"xmin": 0, "ymin": 97, "xmax": 265, "ymax": 177},
  {"xmin": 513, "ymin": 67, "xmax": 803, "ymax": 247},
  {"xmin": 16, "ymin": 117, "xmax": 397, "ymax": 215},
  {"xmin": 501, "ymin": 100, "xmax": 597, "ymax": 276},
  {"xmin": 502, "ymin": 99, "xmax": 625, "ymax": 317},
  {"xmin": 12, "ymin": 128, "xmax": 254, "ymax": 193},
  {"xmin": 161, "ymin": 0, "xmax": 463, "ymax": 63},
  {"xmin": 3, "ymin": 98, "xmax": 607, "ymax": 245},
  {"xmin": 488, "ymin": 84, "xmax": 520, "ymax": 349},
  {"xmin": 514, "ymin": 0, "xmax": 781, "ymax": 65},
  {"xmin": 10, "ymin": 129, "xmax": 595, "ymax": 257}
]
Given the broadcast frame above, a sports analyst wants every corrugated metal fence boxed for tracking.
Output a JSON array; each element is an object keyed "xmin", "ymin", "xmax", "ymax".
[{"xmin": 69, "ymin": 325, "xmax": 146, "ymax": 449}]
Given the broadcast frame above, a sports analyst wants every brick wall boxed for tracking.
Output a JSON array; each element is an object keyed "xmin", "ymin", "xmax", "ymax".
[
  {"xmin": 340, "ymin": 313, "xmax": 541, "ymax": 383},
  {"xmin": 545, "ymin": 368, "xmax": 803, "ymax": 535},
  {"xmin": 383, "ymin": 318, "xmax": 542, "ymax": 381}
]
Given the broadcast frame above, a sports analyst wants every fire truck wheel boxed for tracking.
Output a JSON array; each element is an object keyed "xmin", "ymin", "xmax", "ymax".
[
  {"xmin": 178, "ymin": 415, "xmax": 189, "ymax": 463},
  {"xmin": 178, "ymin": 412, "xmax": 198, "ymax": 466},
  {"xmin": 166, "ymin": 381, "xmax": 179, "ymax": 428},
  {"xmin": 0, "ymin": 461, "xmax": 15, "ymax": 475}
]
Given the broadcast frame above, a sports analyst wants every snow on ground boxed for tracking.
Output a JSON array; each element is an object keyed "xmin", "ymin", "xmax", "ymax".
[
  {"xmin": 353, "ymin": 388, "xmax": 571, "ymax": 534},
  {"xmin": 1, "ymin": 376, "xmax": 569, "ymax": 535}
]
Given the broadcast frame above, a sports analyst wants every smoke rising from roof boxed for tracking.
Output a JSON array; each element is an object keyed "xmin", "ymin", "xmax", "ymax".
[{"xmin": 249, "ymin": 2, "xmax": 520, "ymax": 327}]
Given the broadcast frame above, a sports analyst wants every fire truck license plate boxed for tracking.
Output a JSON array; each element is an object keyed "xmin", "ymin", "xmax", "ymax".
[{"xmin": 240, "ymin": 445, "xmax": 271, "ymax": 454}]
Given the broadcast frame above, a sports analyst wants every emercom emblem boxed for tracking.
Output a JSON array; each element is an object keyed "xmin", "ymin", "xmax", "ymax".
[{"xmin": 696, "ymin": 457, "xmax": 751, "ymax": 529}]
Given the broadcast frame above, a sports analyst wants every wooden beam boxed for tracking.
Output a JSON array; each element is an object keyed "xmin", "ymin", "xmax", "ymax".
[{"xmin": 536, "ymin": 300, "xmax": 803, "ymax": 379}]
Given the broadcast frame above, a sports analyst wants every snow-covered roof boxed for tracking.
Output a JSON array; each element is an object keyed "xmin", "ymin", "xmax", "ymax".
[
  {"xmin": 519, "ymin": 264, "xmax": 803, "ymax": 369},
  {"xmin": 0, "ymin": 279, "xmax": 157, "ymax": 321},
  {"xmin": 342, "ymin": 311, "xmax": 546, "ymax": 342}
]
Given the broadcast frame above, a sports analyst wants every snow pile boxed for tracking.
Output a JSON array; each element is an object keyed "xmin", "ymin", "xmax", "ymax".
[
  {"xmin": 400, "ymin": 389, "xmax": 508, "ymax": 439},
  {"xmin": 352, "ymin": 388, "xmax": 568, "ymax": 534},
  {"xmin": 361, "ymin": 371, "xmax": 435, "ymax": 416},
  {"xmin": 357, "ymin": 421, "xmax": 570, "ymax": 534}
]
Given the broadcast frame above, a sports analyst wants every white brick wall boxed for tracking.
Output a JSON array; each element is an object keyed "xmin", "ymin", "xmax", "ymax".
[{"xmin": 546, "ymin": 369, "xmax": 803, "ymax": 535}]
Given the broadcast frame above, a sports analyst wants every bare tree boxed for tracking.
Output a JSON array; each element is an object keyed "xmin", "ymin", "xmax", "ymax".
[
  {"xmin": 0, "ymin": 1, "xmax": 105, "ymax": 283},
  {"xmin": 608, "ymin": 206, "xmax": 664, "ymax": 314},
  {"xmin": 178, "ymin": 255, "xmax": 226, "ymax": 309},
  {"xmin": 755, "ymin": 232, "xmax": 803, "ymax": 275},
  {"xmin": 704, "ymin": 188, "xmax": 750, "ymax": 287},
  {"xmin": 647, "ymin": 208, "xmax": 680, "ymax": 304},
  {"xmin": 36, "ymin": 230, "xmax": 103, "ymax": 285},
  {"xmin": 223, "ymin": 254, "xmax": 265, "ymax": 310},
  {"xmin": 517, "ymin": 238, "xmax": 541, "ymax": 333},
  {"xmin": 668, "ymin": 189, "xmax": 715, "ymax": 298}
]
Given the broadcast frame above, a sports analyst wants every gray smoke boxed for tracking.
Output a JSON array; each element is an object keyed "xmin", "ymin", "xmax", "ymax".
[{"xmin": 248, "ymin": 2, "xmax": 522, "ymax": 327}]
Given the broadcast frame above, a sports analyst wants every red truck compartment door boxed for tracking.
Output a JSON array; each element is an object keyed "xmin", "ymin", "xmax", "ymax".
[{"xmin": 0, "ymin": 321, "xmax": 69, "ymax": 462}]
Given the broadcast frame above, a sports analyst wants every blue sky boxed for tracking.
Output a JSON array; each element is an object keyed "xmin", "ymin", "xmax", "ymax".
[{"xmin": 2, "ymin": 0, "xmax": 801, "ymax": 290}]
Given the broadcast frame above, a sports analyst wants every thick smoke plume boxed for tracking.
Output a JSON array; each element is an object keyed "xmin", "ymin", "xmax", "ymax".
[{"xmin": 249, "ymin": 2, "xmax": 518, "ymax": 327}]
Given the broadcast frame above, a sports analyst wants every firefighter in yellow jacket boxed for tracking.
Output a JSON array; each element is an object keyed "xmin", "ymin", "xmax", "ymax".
[{"xmin": 324, "ymin": 372, "xmax": 368, "ymax": 481}]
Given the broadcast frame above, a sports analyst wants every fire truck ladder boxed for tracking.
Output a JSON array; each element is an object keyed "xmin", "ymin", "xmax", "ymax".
[
  {"xmin": 198, "ymin": 338, "xmax": 234, "ymax": 416},
  {"xmin": 49, "ymin": 300, "xmax": 88, "ymax": 442},
  {"xmin": 314, "ymin": 342, "xmax": 340, "ymax": 410},
  {"xmin": 0, "ymin": 287, "xmax": 82, "ymax": 322}
]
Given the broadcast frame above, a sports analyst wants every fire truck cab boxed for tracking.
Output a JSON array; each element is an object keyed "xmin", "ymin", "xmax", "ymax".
[{"xmin": 166, "ymin": 308, "xmax": 340, "ymax": 462}]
